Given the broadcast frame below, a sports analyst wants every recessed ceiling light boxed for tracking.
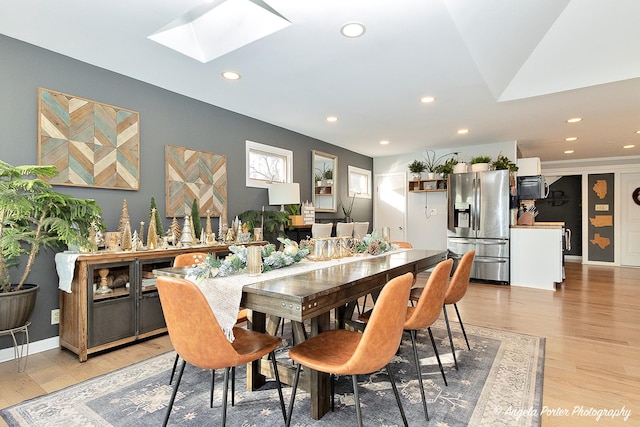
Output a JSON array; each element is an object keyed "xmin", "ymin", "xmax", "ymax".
[
  {"xmin": 564, "ymin": 150, "xmax": 574, "ymax": 154},
  {"xmin": 326, "ymin": 116, "xmax": 338, "ymax": 123},
  {"xmin": 623, "ymin": 144, "xmax": 635, "ymax": 149},
  {"xmin": 341, "ymin": 22, "xmax": 366, "ymax": 38},
  {"xmin": 636, "ymin": 130, "xmax": 640, "ymax": 134},
  {"xmin": 221, "ymin": 70, "xmax": 241, "ymax": 80},
  {"xmin": 565, "ymin": 137, "xmax": 578, "ymax": 141},
  {"xmin": 566, "ymin": 117, "xmax": 582, "ymax": 123},
  {"xmin": 420, "ymin": 96, "xmax": 436, "ymax": 104},
  {"xmin": 379, "ymin": 140, "xmax": 390, "ymax": 145},
  {"xmin": 457, "ymin": 129, "xmax": 469, "ymax": 135}
]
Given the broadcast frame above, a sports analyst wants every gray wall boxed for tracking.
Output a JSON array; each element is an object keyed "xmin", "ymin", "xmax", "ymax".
[{"xmin": 0, "ymin": 35, "xmax": 372, "ymax": 349}]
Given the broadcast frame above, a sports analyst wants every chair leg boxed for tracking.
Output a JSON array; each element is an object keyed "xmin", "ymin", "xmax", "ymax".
[
  {"xmin": 386, "ymin": 364, "xmax": 409, "ymax": 427},
  {"xmin": 330, "ymin": 374, "xmax": 335, "ymax": 411},
  {"xmin": 210, "ymin": 370, "xmax": 215, "ymax": 408},
  {"xmin": 221, "ymin": 367, "xmax": 230, "ymax": 426},
  {"xmin": 285, "ymin": 363, "xmax": 302, "ymax": 427},
  {"xmin": 443, "ymin": 305, "xmax": 459, "ymax": 370},
  {"xmin": 427, "ymin": 327, "xmax": 448, "ymax": 386},
  {"xmin": 454, "ymin": 303, "xmax": 471, "ymax": 350},
  {"xmin": 163, "ymin": 359, "xmax": 186, "ymax": 427},
  {"xmin": 351, "ymin": 375, "xmax": 363, "ymax": 427},
  {"xmin": 169, "ymin": 354, "xmax": 179, "ymax": 385},
  {"xmin": 269, "ymin": 351, "xmax": 287, "ymax": 422},
  {"xmin": 410, "ymin": 330, "xmax": 429, "ymax": 421},
  {"xmin": 231, "ymin": 367, "xmax": 235, "ymax": 406}
]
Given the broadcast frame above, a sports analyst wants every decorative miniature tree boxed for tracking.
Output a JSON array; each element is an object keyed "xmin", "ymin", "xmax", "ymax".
[
  {"xmin": 147, "ymin": 208, "xmax": 158, "ymax": 249},
  {"xmin": 168, "ymin": 217, "xmax": 181, "ymax": 244},
  {"xmin": 191, "ymin": 199, "xmax": 201, "ymax": 239},
  {"xmin": 117, "ymin": 199, "xmax": 130, "ymax": 234},
  {"xmin": 150, "ymin": 197, "xmax": 164, "ymax": 237}
]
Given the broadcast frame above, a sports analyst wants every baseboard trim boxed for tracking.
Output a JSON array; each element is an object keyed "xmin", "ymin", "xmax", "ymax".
[{"xmin": 0, "ymin": 336, "xmax": 59, "ymax": 364}]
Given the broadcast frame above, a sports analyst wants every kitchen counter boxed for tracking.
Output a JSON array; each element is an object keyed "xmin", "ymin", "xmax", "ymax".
[
  {"xmin": 510, "ymin": 225, "xmax": 564, "ymax": 291},
  {"xmin": 511, "ymin": 221, "xmax": 564, "ymax": 229}
]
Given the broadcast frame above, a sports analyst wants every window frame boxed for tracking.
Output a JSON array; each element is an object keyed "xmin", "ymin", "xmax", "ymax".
[
  {"xmin": 348, "ymin": 165, "xmax": 372, "ymax": 199},
  {"xmin": 245, "ymin": 140, "xmax": 293, "ymax": 188}
]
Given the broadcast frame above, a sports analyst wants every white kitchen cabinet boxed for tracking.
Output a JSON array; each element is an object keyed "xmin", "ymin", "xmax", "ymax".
[{"xmin": 510, "ymin": 224, "xmax": 563, "ymax": 291}]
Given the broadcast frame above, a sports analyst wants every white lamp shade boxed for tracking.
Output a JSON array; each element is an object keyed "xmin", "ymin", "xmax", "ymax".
[{"xmin": 268, "ymin": 182, "xmax": 300, "ymax": 205}]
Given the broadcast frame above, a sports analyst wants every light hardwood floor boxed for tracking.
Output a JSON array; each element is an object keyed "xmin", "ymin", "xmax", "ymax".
[{"xmin": 0, "ymin": 261, "xmax": 638, "ymax": 426}]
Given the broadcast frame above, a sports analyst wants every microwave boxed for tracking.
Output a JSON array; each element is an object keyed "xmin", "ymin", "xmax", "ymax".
[{"xmin": 517, "ymin": 175, "xmax": 548, "ymax": 199}]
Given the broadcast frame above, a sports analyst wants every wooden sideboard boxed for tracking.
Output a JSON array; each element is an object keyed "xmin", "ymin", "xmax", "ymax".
[{"xmin": 59, "ymin": 243, "xmax": 260, "ymax": 361}]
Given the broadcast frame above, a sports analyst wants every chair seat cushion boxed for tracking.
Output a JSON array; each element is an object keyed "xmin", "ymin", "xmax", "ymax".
[
  {"xmin": 232, "ymin": 327, "xmax": 282, "ymax": 361},
  {"xmin": 288, "ymin": 329, "xmax": 362, "ymax": 375}
]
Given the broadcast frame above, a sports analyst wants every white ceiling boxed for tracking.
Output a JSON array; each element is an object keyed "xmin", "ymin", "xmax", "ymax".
[{"xmin": 2, "ymin": 0, "xmax": 640, "ymax": 162}]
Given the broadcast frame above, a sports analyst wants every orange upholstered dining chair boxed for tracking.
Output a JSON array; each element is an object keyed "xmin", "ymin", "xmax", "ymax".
[
  {"xmin": 285, "ymin": 273, "xmax": 414, "ymax": 427},
  {"xmin": 157, "ymin": 276, "xmax": 286, "ymax": 427},
  {"xmin": 410, "ymin": 250, "xmax": 475, "ymax": 370},
  {"xmin": 359, "ymin": 259, "xmax": 453, "ymax": 421},
  {"xmin": 169, "ymin": 252, "xmax": 248, "ymax": 407},
  {"xmin": 391, "ymin": 241, "xmax": 413, "ymax": 248}
]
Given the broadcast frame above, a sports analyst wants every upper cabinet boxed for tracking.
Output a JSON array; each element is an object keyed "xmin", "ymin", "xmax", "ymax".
[{"xmin": 312, "ymin": 150, "xmax": 337, "ymax": 212}]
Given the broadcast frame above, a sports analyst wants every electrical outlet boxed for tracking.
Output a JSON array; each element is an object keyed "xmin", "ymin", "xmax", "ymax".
[
  {"xmin": 51, "ymin": 309, "xmax": 60, "ymax": 325},
  {"xmin": 429, "ymin": 208, "xmax": 438, "ymax": 216}
]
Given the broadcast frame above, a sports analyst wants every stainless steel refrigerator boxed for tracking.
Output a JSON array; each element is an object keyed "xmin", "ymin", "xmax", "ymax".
[{"xmin": 447, "ymin": 169, "xmax": 511, "ymax": 283}]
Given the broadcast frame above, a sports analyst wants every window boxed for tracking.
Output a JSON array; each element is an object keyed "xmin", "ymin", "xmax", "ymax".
[
  {"xmin": 348, "ymin": 165, "xmax": 372, "ymax": 199},
  {"xmin": 246, "ymin": 140, "xmax": 293, "ymax": 188}
]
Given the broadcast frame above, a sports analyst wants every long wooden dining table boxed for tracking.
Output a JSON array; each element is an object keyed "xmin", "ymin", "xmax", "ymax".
[{"xmin": 154, "ymin": 248, "xmax": 447, "ymax": 420}]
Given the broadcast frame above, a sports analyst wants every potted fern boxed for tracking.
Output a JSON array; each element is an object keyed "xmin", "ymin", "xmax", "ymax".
[
  {"xmin": 0, "ymin": 160, "xmax": 104, "ymax": 330},
  {"xmin": 470, "ymin": 155, "xmax": 492, "ymax": 172},
  {"xmin": 408, "ymin": 160, "xmax": 426, "ymax": 180}
]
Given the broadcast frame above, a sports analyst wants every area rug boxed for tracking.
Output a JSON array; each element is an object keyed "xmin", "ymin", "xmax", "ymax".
[{"xmin": 1, "ymin": 321, "xmax": 544, "ymax": 426}]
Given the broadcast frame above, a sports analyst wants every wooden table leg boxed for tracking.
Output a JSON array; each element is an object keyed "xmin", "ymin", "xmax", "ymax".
[
  {"xmin": 309, "ymin": 311, "xmax": 331, "ymax": 420},
  {"xmin": 246, "ymin": 310, "xmax": 266, "ymax": 390}
]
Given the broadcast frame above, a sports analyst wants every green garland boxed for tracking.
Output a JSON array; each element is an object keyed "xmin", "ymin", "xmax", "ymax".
[{"xmin": 188, "ymin": 238, "xmax": 310, "ymax": 281}]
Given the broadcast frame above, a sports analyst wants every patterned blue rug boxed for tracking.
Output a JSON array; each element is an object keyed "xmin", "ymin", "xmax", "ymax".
[{"xmin": 1, "ymin": 320, "xmax": 544, "ymax": 426}]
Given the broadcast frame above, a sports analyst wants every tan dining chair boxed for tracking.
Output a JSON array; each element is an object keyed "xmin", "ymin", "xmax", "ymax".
[
  {"xmin": 410, "ymin": 250, "xmax": 475, "ymax": 370},
  {"xmin": 169, "ymin": 252, "xmax": 248, "ymax": 407},
  {"xmin": 352, "ymin": 221, "xmax": 369, "ymax": 239},
  {"xmin": 285, "ymin": 272, "xmax": 414, "ymax": 427},
  {"xmin": 391, "ymin": 241, "xmax": 413, "ymax": 248},
  {"xmin": 335, "ymin": 221, "xmax": 354, "ymax": 237},
  {"xmin": 172, "ymin": 252, "xmax": 207, "ymax": 267},
  {"xmin": 359, "ymin": 259, "xmax": 453, "ymax": 421},
  {"xmin": 311, "ymin": 222, "xmax": 333, "ymax": 238},
  {"xmin": 157, "ymin": 276, "xmax": 286, "ymax": 427}
]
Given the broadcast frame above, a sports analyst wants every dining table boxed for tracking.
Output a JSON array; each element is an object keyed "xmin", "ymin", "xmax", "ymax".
[{"xmin": 154, "ymin": 248, "xmax": 447, "ymax": 420}]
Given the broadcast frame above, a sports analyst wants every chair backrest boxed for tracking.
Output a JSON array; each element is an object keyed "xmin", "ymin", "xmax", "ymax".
[
  {"xmin": 173, "ymin": 252, "xmax": 207, "ymax": 267},
  {"xmin": 352, "ymin": 222, "xmax": 369, "ymax": 239},
  {"xmin": 444, "ymin": 250, "xmax": 475, "ymax": 305},
  {"xmin": 157, "ymin": 276, "xmax": 243, "ymax": 369},
  {"xmin": 335, "ymin": 222, "xmax": 354, "ymax": 237},
  {"xmin": 391, "ymin": 241, "xmax": 413, "ymax": 248},
  {"xmin": 311, "ymin": 223, "xmax": 333, "ymax": 238},
  {"xmin": 345, "ymin": 272, "xmax": 413, "ymax": 374},
  {"xmin": 404, "ymin": 259, "xmax": 453, "ymax": 330}
]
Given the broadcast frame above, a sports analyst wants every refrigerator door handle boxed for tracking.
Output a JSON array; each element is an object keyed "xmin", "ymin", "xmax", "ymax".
[
  {"xmin": 474, "ymin": 258, "xmax": 508, "ymax": 264},
  {"xmin": 474, "ymin": 176, "xmax": 481, "ymax": 231}
]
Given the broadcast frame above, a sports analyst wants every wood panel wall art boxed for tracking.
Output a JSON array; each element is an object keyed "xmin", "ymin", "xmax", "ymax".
[
  {"xmin": 165, "ymin": 145, "xmax": 227, "ymax": 219},
  {"xmin": 37, "ymin": 87, "xmax": 140, "ymax": 190}
]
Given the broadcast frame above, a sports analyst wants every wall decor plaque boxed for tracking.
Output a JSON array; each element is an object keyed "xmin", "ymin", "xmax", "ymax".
[
  {"xmin": 37, "ymin": 87, "xmax": 140, "ymax": 190},
  {"xmin": 165, "ymin": 145, "xmax": 227, "ymax": 219}
]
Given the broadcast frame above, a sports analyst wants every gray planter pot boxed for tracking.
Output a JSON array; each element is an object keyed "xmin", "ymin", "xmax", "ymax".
[{"xmin": 0, "ymin": 284, "xmax": 39, "ymax": 331}]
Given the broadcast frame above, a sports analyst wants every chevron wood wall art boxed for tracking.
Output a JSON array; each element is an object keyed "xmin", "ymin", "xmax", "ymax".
[
  {"xmin": 37, "ymin": 87, "xmax": 140, "ymax": 190},
  {"xmin": 165, "ymin": 145, "xmax": 227, "ymax": 219}
]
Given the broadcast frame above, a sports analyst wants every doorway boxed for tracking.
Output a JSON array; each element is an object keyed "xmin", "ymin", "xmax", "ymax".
[
  {"xmin": 374, "ymin": 172, "xmax": 407, "ymax": 242},
  {"xmin": 620, "ymin": 172, "xmax": 640, "ymax": 267}
]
